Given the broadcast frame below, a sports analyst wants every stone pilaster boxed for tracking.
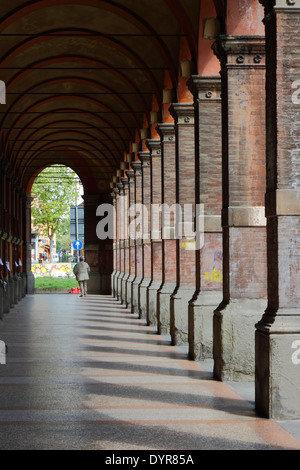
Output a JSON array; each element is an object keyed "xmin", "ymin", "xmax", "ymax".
[
  {"xmin": 131, "ymin": 161, "xmax": 143, "ymax": 315},
  {"xmin": 156, "ymin": 123, "xmax": 177, "ymax": 336},
  {"xmin": 112, "ymin": 187, "xmax": 120, "ymax": 299},
  {"xmin": 255, "ymin": 0, "xmax": 300, "ymax": 419},
  {"xmin": 187, "ymin": 76, "xmax": 223, "ymax": 361},
  {"xmin": 116, "ymin": 181, "xmax": 125, "ymax": 301},
  {"xmin": 138, "ymin": 151, "xmax": 152, "ymax": 322},
  {"xmin": 169, "ymin": 102, "xmax": 196, "ymax": 346},
  {"xmin": 212, "ymin": 35, "xmax": 267, "ymax": 381},
  {"xmin": 125, "ymin": 169, "xmax": 136, "ymax": 310},
  {"xmin": 146, "ymin": 139, "xmax": 163, "ymax": 327},
  {"xmin": 111, "ymin": 190, "xmax": 117, "ymax": 298},
  {"xmin": 120, "ymin": 177, "xmax": 130, "ymax": 306}
]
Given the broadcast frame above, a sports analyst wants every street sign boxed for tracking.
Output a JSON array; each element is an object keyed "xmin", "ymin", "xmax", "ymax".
[
  {"xmin": 70, "ymin": 205, "xmax": 84, "ymax": 242},
  {"xmin": 73, "ymin": 240, "xmax": 83, "ymax": 251}
]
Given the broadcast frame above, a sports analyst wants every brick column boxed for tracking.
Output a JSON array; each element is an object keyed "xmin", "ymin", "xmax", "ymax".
[
  {"xmin": 116, "ymin": 181, "xmax": 125, "ymax": 301},
  {"xmin": 146, "ymin": 139, "xmax": 163, "ymax": 327},
  {"xmin": 212, "ymin": 35, "xmax": 267, "ymax": 380},
  {"xmin": 138, "ymin": 151, "xmax": 152, "ymax": 322},
  {"xmin": 111, "ymin": 190, "xmax": 117, "ymax": 298},
  {"xmin": 0, "ymin": 162, "xmax": 4, "ymax": 318},
  {"xmin": 156, "ymin": 123, "xmax": 177, "ymax": 336},
  {"xmin": 131, "ymin": 161, "xmax": 143, "ymax": 315},
  {"xmin": 169, "ymin": 103, "xmax": 196, "ymax": 346},
  {"xmin": 120, "ymin": 177, "xmax": 130, "ymax": 306},
  {"xmin": 256, "ymin": 0, "xmax": 300, "ymax": 419},
  {"xmin": 187, "ymin": 76, "xmax": 223, "ymax": 361},
  {"xmin": 112, "ymin": 186, "xmax": 120, "ymax": 299},
  {"xmin": 125, "ymin": 169, "xmax": 136, "ymax": 311}
]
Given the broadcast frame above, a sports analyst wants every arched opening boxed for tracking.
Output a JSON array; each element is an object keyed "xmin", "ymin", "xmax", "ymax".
[{"xmin": 29, "ymin": 164, "xmax": 84, "ymax": 292}]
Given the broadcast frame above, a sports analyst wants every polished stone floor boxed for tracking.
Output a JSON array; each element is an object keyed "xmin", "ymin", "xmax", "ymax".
[{"xmin": 0, "ymin": 293, "xmax": 300, "ymax": 451}]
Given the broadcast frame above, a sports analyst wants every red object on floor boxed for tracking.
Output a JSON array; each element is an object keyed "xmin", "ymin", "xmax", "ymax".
[{"xmin": 69, "ymin": 287, "xmax": 81, "ymax": 294}]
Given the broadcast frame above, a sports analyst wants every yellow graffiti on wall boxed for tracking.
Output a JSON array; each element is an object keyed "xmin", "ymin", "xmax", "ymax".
[{"xmin": 203, "ymin": 268, "xmax": 223, "ymax": 284}]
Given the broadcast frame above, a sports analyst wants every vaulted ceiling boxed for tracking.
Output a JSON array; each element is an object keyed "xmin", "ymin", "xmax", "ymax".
[{"xmin": 0, "ymin": 0, "xmax": 202, "ymax": 194}]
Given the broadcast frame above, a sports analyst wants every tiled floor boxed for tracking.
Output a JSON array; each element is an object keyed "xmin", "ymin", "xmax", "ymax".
[{"xmin": 0, "ymin": 293, "xmax": 300, "ymax": 450}]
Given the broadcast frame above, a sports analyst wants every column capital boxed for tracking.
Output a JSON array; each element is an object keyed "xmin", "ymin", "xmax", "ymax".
[
  {"xmin": 125, "ymin": 169, "xmax": 135, "ymax": 182},
  {"xmin": 138, "ymin": 151, "xmax": 151, "ymax": 167},
  {"xmin": 169, "ymin": 102, "xmax": 194, "ymax": 125},
  {"xmin": 212, "ymin": 35, "xmax": 265, "ymax": 70},
  {"xmin": 156, "ymin": 122, "xmax": 176, "ymax": 142},
  {"xmin": 132, "ymin": 161, "xmax": 142, "ymax": 176},
  {"xmin": 121, "ymin": 177, "xmax": 129, "ymax": 189},
  {"xmin": 117, "ymin": 182, "xmax": 124, "ymax": 194},
  {"xmin": 146, "ymin": 138, "xmax": 161, "ymax": 157},
  {"xmin": 187, "ymin": 75, "xmax": 221, "ymax": 102}
]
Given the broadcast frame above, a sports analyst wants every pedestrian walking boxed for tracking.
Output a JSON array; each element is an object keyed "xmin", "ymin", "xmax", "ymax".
[{"xmin": 73, "ymin": 256, "xmax": 90, "ymax": 297}]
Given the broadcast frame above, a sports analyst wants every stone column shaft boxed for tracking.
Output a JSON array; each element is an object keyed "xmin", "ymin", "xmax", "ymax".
[
  {"xmin": 156, "ymin": 123, "xmax": 177, "ymax": 336},
  {"xmin": 145, "ymin": 139, "xmax": 163, "ymax": 327},
  {"xmin": 120, "ymin": 177, "xmax": 130, "ymax": 306},
  {"xmin": 169, "ymin": 102, "xmax": 196, "ymax": 346},
  {"xmin": 116, "ymin": 182, "xmax": 125, "ymax": 301},
  {"xmin": 111, "ymin": 191, "xmax": 117, "ymax": 298},
  {"xmin": 139, "ymin": 151, "xmax": 152, "ymax": 322},
  {"xmin": 212, "ymin": 35, "xmax": 267, "ymax": 381},
  {"xmin": 256, "ymin": 0, "xmax": 300, "ymax": 419},
  {"xmin": 131, "ymin": 161, "xmax": 143, "ymax": 314},
  {"xmin": 125, "ymin": 169, "xmax": 136, "ymax": 310},
  {"xmin": 187, "ymin": 76, "xmax": 223, "ymax": 361}
]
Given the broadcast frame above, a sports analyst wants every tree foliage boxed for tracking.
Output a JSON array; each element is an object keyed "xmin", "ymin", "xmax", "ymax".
[{"xmin": 31, "ymin": 165, "xmax": 82, "ymax": 259}]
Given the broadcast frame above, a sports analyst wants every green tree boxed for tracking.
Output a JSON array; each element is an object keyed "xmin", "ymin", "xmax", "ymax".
[
  {"xmin": 56, "ymin": 217, "xmax": 72, "ymax": 261},
  {"xmin": 31, "ymin": 165, "xmax": 82, "ymax": 262}
]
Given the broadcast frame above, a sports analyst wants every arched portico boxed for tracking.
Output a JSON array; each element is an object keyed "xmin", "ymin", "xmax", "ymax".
[{"xmin": 0, "ymin": 0, "xmax": 300, "ymax": 421}]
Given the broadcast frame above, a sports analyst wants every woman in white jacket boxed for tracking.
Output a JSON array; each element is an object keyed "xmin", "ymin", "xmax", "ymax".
[{"xmin": 73, "ymin": 256, "xmax": 90, "ymax": 297}]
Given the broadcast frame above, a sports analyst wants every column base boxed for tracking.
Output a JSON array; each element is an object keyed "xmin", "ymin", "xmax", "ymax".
[
  {"xmin": 170, "ymin": 286, "xmax": 195, "ymax": 346},
  {"xmin": 157, "ymin": 282, "xmax": 176, "ymax": 336},
  {"xmin": 3, "ymin": 281, "xmax": 10, "ymax": 313},
  {"xmin": 113, "ymin": 271, "xmax": 121, "ymax": 300},
  {"xmin": 188, "ymin": 290, "xmax": 223, "ymax": 361},
  {"xmin": 111, "ymin": 270, "xmax": 117, "ymax": 298},
  {"xmin": 117, "ymin": 271, "xmax": 125, "ymax": 300},
  {"xmin": 21, "ymin": 272, "xmax": 27, "ymax": 297},
  {"xmin": 13, "ymin": 276, "xmax": 19, "ymax": 304},
  {"xmin": 139, "ymin": 278, "xmax": 151, "ymax": 323},
  {"xmin": 255, "ymin": 312, "xmax": 300, "ymax": 419},
  {"xmin": 125, "ymin": 274, "xmax": 135, "ymax": 312},
  {"xmin": 213, "ymin": 298, "xmax": 267, "ymax": 382},
  {"xmin": 147, "ymin": 280, "xmax": 162, "ymax": 328},
  {"xmin": 121, "ymin": 273, "xmax": 130, "ymax": 306},
  {"xmin": 0, "ymin": 288, "xmax": 3, "ymax": 319},
  {"xmin": 9, "ymin": 277, "xmax": 15, "ymax": 307},
  {"xmin": 26, "ymin": 271, "xmax": 35, "ymax": 295},
  {"xmin": 132, "ymin": 276, "xmax": 143, "ymax": 314}
]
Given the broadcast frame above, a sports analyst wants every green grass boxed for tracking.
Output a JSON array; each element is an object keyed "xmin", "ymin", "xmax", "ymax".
[{"xmin": 35, "ymin": 277, "xmax": 79, "ymax": 290}]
